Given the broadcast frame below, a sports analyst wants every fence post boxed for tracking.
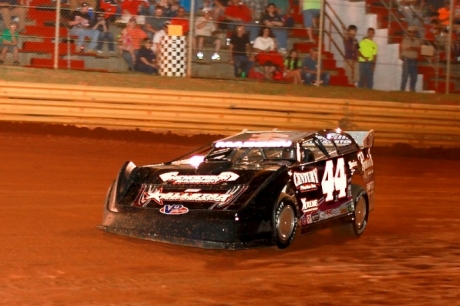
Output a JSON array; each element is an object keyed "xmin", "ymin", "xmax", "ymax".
[{"xmin": 53, "ymin": 1, "xmax": 62, "ymax": 69}]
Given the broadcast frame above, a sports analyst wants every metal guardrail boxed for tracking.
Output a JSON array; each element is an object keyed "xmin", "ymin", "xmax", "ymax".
[{"xmin": 0, "ymin": 81, "xmax": 459, "ymax": 148}]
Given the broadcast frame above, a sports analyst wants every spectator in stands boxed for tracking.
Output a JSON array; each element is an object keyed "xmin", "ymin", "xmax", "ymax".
[
  {"xmin": 271, "ymin": 0, "xmax": 294, "ymax": 27},
  {"xmin": 343, "ymin": 24, "xmax": 359, "ymax": 86},
  {"xmin": 358, "ymin": 27, "xmax": 378, "ymax": 89},
  {"xmin": 121, "ymin": 0, "xmax": 147, "ymax": 16},
  {"xmin": 170, "ymin": 6, "xmax": 190, "ymax": 35},
  {"xmin": 419, "ymin": 0, "xmax": 437, "ymax": 23},
  {"xmin": 301, "ymin": 0, "xmax": 320, "ymax": 43},
  {"xmin": 195, "ymin": 7, "xmax": 222, "ymax": 60},
  {"xmin": 68, "ymin": 2, "xmax": 100, "ymax": 53},
  {"xmin": 243, "ymin": 0, "xmax": 267, "ymax": 21},
  {"xmin": 426, "ymin": 19, "xmax": 448, "ymax": 53},
  {"xmin": 400, "ymin": 26, "xmax": 421, "ymax": 91},
  {"xmin": 99, "ymin": 0, "xmax": 118, "ymax": 22},
  {"xmin": 260, "ymin": 3, "xmax": 288, "ymax": 54},
  {"xmin": 0, "ymin": 0, "xmax": 26, "ymax": 33},
  {"xmin": 253, "ymin": 26, "xmax": 283, "ymax": 79},
  {"xmin": 229, "ymin": 25, "xmax": 253, "ymax": 77},
  {"xmin": 152, "ymin": 21, "xmax": 169, "ymax": 56},
  {"xmin": 398, "ymin": 0, "xmax": 424, "ymax": 30},
  {"xmin": 283, "ymin": 49, "xmax": 302, "ymax": 84},
  {"xmin": 437, "ymin": 0, "xmax": 451, "ymax": 29},
  {"xmin": 213, "ymin": 0, "xmax": 228, "ymax": 23},
  {"xmin": 301, "ymin": 47, "xmax": 330, "ymax": 86},
  {"xmin": 121, "ymin": 16, "xmax": 148, "ymax": 70},
  {"xmin": 134, "ymin": 38, "xmax": 158, "ymax": 74},
  {"xmin": 145, "ymin": 6, "xmax": 168, "ymax": 39},
  {"xmin": 0, "ymin": 21, "xmax": 19, "ymax": 65},
  {"xmin": 93, "ymin": 10, "xmax": 115, "ymax": 54},
  {"xmin": 224, "ymin": 0, "xmax": 252, "ymax": 24},
  {"xmin": 157, "ymin": 0, "xmax": 179, "ymax": 17}
]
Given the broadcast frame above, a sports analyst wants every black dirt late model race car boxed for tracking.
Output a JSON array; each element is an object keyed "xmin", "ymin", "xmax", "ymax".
[{"xmin": 98, "ymin": 129, "xmax": 375, "ymax": 249}]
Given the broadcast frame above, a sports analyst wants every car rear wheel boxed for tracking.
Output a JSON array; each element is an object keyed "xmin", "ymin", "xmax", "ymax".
[
  {"xmin": 274, "ymin": 200, "xmax": 297, "ymax": 249},
  {"xmin": 347, "ymin": 185, "xmax": 369, "ymax": 237}
]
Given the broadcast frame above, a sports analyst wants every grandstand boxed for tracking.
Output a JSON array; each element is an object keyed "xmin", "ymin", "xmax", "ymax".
[{"xmin": 14, "ymin": 0, "xmax": 460, "ymax": 92}]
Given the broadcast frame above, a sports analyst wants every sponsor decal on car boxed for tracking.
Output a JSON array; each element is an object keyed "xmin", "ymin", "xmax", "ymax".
[
  {"xmin": 311, "ymin": 212, "xmax": 320, "ymax": 222},
  {"xmin": 133, "ymin": 185, "xmax": 245, "ymax": 208},
  {"xmin": 358, "ymin": 151, "xmax": 373, "ymax": 172},
  {"xmin": 300, "ymin": 213, "xmax": 313, "ymax": 225},
  {"xmin": 160, "ymin": 204, "xmax": 189, "ymax": 215},
  {"xmin": 159, "ymin": 171, "xmax": 239, "ymax": 185},
  {"xmin": 348, "ymin": 160, "xmax": 358, "ymax": 175},
  {"xmin": 316, "ymin": 201, "xmax": 354, "ymax": 221},
  {"xmin": 301, "ymin": 198, "xmax": 319, "ymax": 213},
  {"xmin": 293, "ymin": 168, "xmax": 319, "ymax": 191}
]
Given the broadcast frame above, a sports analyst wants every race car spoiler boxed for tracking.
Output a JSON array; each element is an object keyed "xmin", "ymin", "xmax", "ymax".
[{"xmin": 346, "ymin": 130, "xmax": 374, "ymax": 149}]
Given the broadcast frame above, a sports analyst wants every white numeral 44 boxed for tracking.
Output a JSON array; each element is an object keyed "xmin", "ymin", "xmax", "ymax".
[{"xmin": 321, "ymin": 158, "xmax": 347, "ymax": 202}]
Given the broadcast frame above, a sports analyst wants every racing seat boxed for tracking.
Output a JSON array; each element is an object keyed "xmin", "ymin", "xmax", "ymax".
[{"xmin": 302, "ymin": 148, "xmax": 314, "ymax": 163}]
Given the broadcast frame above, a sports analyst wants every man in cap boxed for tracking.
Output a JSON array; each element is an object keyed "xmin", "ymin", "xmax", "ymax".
[
  {"xmin": 194, "ymin": 7, "xmax": 222, "ymax": 60},
  {"xmin": 400, "ymin": 25, "xmax": 421, "ymax": 91},
  {"xmin": 68, "ymin": 2, "xmax": 100, "ymax": 53}
]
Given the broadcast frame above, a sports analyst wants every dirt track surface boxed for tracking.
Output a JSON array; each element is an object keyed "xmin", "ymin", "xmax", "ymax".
[{"xmin": 1, "ymin": 123, "xmax": 459, "ymax": 306}]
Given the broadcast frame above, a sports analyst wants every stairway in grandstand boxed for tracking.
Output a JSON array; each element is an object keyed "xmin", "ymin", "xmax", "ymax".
[{"xmin": 363, "ymin": 0, "xmax": 459, "ymax": 92}]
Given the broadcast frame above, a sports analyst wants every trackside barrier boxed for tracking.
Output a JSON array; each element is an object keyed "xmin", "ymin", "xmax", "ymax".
[{"xmin": 0, "ymin": 81, "xmax": 459, "ymax": 148}]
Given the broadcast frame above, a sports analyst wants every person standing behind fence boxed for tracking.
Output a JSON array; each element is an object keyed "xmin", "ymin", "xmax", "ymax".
[
  {"xmin": 301, "ymin": 0, "xmax": 320, "ymax": 44},
  {"xmin": 0, "ymin": 0, "xmax": 26, "ymax": 33},
  {"xmin": 229, "ymin": 25, "xmax": 253, "ymax": 77},
  {"xmin": 68, "ymin": 2, "xmax": 100, "ymax": 53},
  {"xmin": 0, "ymin": 21, "xmax": 19, "ymax": 64},
  {"xmin": 358, "ymin": 27, "xmax": 378, "ymax": 89},
  {"xmin": 343, "ymin": 24, "xmax": 360, "ymax": 86},
  {"xmin": 400, "ymin": 26, "xmax": 421, "ymax": 91}
]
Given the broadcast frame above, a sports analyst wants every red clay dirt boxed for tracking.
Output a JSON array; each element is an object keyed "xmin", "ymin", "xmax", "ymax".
[{"xmin": 0, "ymin": 122, "xmax": 459, "ymax": 305}]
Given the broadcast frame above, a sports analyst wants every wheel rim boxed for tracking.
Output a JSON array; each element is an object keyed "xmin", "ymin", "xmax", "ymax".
[
  {"xmin": 277, "ymin": 205, "xmax": 295, "ymax": 242},
  {"xmin": 354, "ymin": 195, "xmax": 367, "ymax": 229}
]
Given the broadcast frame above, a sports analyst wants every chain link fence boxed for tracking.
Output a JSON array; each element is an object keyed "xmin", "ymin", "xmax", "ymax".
[{"xmin": 6, "ymin": 0, "xmax": 460, "ymax": 93}]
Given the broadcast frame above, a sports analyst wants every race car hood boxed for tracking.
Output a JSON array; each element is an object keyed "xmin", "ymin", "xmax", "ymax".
[{"xmin": 113, "ymin": 160, "xmax": 289, "ymax": 212}]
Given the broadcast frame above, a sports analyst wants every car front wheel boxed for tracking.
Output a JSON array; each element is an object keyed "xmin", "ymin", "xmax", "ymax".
[{"xmin": 274, "ymin": 200, "xmax": 298, "ymax": 249}]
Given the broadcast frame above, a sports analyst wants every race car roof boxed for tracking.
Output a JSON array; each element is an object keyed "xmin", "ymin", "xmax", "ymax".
[{"xmin": 214, "ymin": 131, "xmax": 313, "ymax": 148}]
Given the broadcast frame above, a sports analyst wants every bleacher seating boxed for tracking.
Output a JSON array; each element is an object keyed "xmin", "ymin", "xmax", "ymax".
[{"xmin": 19, "ymin": 0, "xmax": 459, "ymax": 91}]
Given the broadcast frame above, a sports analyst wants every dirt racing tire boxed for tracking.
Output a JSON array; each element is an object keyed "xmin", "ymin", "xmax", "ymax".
[
  {"xmin": 274, "ymin": 199, "xmax": 298, "ymax": 249},
  {"xmin": 346, "ymin": 184, "xmax": 369, "ymax": 237}
]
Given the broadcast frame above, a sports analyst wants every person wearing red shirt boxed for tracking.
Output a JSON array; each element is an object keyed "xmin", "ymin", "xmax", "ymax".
[
  {"xmin": 224, "ymin": 0, "xmax": 252, "ymax": 23},
  {"xmin": 170, "ymin": 6, "xmax": 190, "ymax": 34},
  {"xmin": 224, "ymin": 0, "xmax": 258, "ymax": 41},
  {"xmin": 121, "ymin": 0, "xmax": 147, "ymax": 16}
]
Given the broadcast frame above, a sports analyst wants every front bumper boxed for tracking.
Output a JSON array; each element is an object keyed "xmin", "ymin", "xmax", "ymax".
[{"xmin": 97, "ymin": 205, "xmax": 275, "ymax": 250}]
